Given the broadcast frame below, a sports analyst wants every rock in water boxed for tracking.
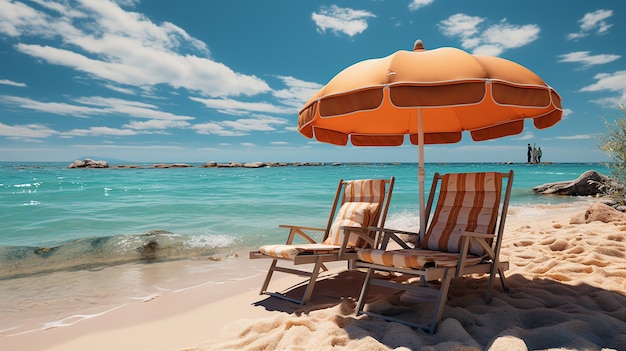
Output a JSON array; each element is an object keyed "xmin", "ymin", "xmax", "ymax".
[{"xmin": 532, "ymin": 170, "xmax": 609, "ymax": 196}]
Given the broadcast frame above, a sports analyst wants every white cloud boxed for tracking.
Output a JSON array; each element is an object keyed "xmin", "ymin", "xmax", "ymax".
[
  {"xmin": 311, "ymin": 5, "xmax": 375, "ymax": 37},
  {"xmin": 481, "ymin": 22, "xmax": 540, "ymax": 50},
  {"xmin": 439, "ymin": 14, "xmax": 483, "ymax": 40},
  {"xmin": 63, "ymin": 126, "xmax": 138, "ymax": 137},
  {"xmin": 439, "ymin": 14, "xmax": 539, "ymax": 56},
  {"xmin": 190, "ymin": 97, "xmax": 294, "ymax": 116},
  {"xmin": 567, "ymin": 9, "xmax": 613, "ymax": 40},
  {"xmin": 0, "ymin": 122, "xmax": 58, "ymax": 140},
  {"xmin": 408, "ymin": 0, "xmax": 434, "ymax": 11},
  {"xmin": 562, "ymin": 108, "xmax": 573, "ymax": 119},
  {"xmin": 123, "ymin": 119, "xmax": 190, "ymax": 130},
  {"xmin": 75, "ymin": 96, "xmax": 194, "ymax": 121},
  {"xmin": 581, "ymin": 71, "xmax": 626, "ymax": 107},
  {"xmin": 221, "ymin": 115, "xmax": 288, "ymax": 132},
  {"xmin": 558, "ymin": 51, "xmax": 621, "ymax": 68},
  {"xmin": 556, "ymin": 134, "xmax": 597, "ymax": 140},
  {"xmin": 1, "ymin": 95, "xmax": 195, "ymax": 122},
  {"xmin": 192, "ymin": 122, "xmax": 246, "ymax": 136},
  {"xmin": 0, "ymin": 79, "xmax": 27, "ymax": 87},
  {"xmin": 241, "ymin": 142, "xmax": 256, "ymax": 147},
  {"xmin": 1, "ymin": 0, "xmax": 270, "ymax": 98},
  {"xmin": 272, "ymin": 76, "xmax": 323, "ymax": 108},
  {"xmin": 0, "ymin": 0, "xmax": 49, "ymax": 37},
  {"xmin": 191, "ymin": 115, "xmax": 289, "ymax": 136},
  {"xmin": 1, "ymin": 95, "xmax": 100, "ymax": 117}
]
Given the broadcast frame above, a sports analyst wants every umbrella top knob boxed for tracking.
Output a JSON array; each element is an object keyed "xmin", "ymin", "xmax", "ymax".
[{"xmin": 413, "ymin": 39, "xmax": 425, "ymax": 51}]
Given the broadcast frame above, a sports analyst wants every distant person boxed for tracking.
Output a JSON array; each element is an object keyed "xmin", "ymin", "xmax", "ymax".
[
  {"xmin": 537, "ymin": 147, "xmax": 541, "ymax": 163},
  {"xmin": 532, "ymin": 144, "xmax": 538, "ymax": 163},
  {"xmin": 527, "ymin": 144, "xmax": 532, "ymax": 163}
]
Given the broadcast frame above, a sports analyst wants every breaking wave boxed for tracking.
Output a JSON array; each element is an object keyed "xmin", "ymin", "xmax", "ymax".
[{"xmin": 0, "ymin": 230, "xmax": 237, "ymax": 279}]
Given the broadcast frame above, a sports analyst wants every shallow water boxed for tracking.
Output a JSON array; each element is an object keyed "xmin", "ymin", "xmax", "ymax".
[
  {"xmin": 0, "ymin": 162, "xmax": 609, "ymax": 336},
  {"xmin": 0, "ymin": 162, "xmax": 608, "ymax": 277}
]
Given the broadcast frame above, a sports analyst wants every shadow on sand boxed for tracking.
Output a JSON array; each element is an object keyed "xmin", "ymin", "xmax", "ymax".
[{"xmin": 249, "ymin": 270, "xmax": 626, "ymax": 350}]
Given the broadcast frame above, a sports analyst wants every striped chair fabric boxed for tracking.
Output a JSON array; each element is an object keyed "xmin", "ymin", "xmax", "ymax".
[
  {"xmin": 420, "ymin": 172, "xmax": 501, "ymax": 256},
  {"xmin": 259, "ymin": 243, "xmax": 340, "ymax": 259},
  {"xmin": 358, "ymin": 172, "xmax": 502, "ymax": 269},
  {"xmin": 259, "ymin": 179, "xmax": 386, "ymax": 259},
  {"xmin": 357, "ymin": 248, "xmax": 483, "ymax": 269}
]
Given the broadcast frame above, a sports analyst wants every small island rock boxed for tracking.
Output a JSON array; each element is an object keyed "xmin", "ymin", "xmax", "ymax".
[{"xmin": 68, "ymin": 159, "xmax": 109, "ymax": 168}]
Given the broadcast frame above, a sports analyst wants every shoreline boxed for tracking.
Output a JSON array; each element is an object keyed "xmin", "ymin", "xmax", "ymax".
[
  {"xmin": 3, "ymin": 200, "xmax": 626, "ymax": 350},
  {"xmin": 4, "ymin": 160, "xmax": 608, "ymax": 168}
]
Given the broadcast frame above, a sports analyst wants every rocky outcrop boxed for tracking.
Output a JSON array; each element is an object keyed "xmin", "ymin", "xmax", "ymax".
[
  {"xmin": 533, "ymin": 170, "xmax": 610, "ymax": 196},
  {"xmin": 68, "ymin": 159, "xmax": 109, "ymax": 168},
  {"xmin": 152, "ymin": 163, "xmax": 193, "ymax": 168},
  {"xmin": 111, "ymin": 165, "xmax": 144, "ymax": 169},
  {"xmin": 217, "ymin": 162, "xmax": 243, "ymax": 168},
  {"xmin": 570, "ymin": 202, "xmax": 626, "ymax": 224},
  {"xmin": 70, "ymin": 160, "xmax": 330, "ymax": 169},
  {"xmin": 243, "ymin": 162, "xmax": 267, "ymax": 168},
  {"xmin": 200, "ymin": 161, "xmax": 325, "ymax": 168}
]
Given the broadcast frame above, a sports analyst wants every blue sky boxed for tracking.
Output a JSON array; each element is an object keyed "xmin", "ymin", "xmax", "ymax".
[{"xmin": 0, "ymin": 0, "xmax": 625, "ymax": 163}]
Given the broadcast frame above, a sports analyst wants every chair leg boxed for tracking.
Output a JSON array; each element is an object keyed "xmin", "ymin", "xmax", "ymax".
[
  {"xmin": 498, "ymin": 267, "xmax": 509, "ymax": 291},
  {"xmin": 429, "ymin": 268, "xmax": 453, "ymax": 334},
  {"xmin": 301, "ymin": 258, "xmax": 325, "ymax": 305},
  {"xmin": 356, "ymin": 267, "xmax": 374, "ymax": 315},
  {"xmin": 485, "ymin": 264, "xmax": 509, "ymax": 302},
  {"xmin": 260, "ymin": 259, "xmax": 278, "ymax": 294}
]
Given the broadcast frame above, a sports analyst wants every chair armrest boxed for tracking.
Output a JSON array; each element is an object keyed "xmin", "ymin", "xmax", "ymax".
[
  {"xmin": 336, "ymin": 226, "xmax": 395, "ymax": 259},
  {"xmin": 339, "ymin": 226, "xmax": 376, "ymax": 250},
  {"xmin": 458, "ymin": 231, "xmax": 495, "ymax": 239},
  {"xmin": 360, "ymin": 226, "xmax": 416, "ymax": 250},
  {"xmin": 278, "ymin": 224, "xmax": 326, "ymax": 231},
  {"xmin": 278, "ymin": 224, "xmax": 326, "ymax": 244},
  {"xmin": 456, "ymin": 230, "xmax": 496, "ymax": 276},
  {"xmin": 458, "ymin": 230, "xmax": 495, "ymax": 255}
]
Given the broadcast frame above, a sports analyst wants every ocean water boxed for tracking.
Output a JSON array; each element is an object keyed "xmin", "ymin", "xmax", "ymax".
[{"xmin": 0, "ymin": 161, "xmax": 610, "ymax": 336}]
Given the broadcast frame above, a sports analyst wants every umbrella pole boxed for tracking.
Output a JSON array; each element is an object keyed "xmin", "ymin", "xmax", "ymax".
[
  {"xmin": 417, "ymin": 108, "xmax": 430, "ymax": 290},
  {"xmin": 418, "ymin": 108, "xmax": 426, "ymax": 242}
]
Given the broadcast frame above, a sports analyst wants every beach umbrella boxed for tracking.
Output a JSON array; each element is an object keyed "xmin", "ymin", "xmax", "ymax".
[{"xmin": 298, "ymin": 40, "xmax": 562, "ymax": 238}]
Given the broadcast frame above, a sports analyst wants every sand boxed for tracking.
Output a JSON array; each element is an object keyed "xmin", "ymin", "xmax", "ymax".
[{"xmin": 2, "ymin": 201, "xmax": 626, "ymax": 351}]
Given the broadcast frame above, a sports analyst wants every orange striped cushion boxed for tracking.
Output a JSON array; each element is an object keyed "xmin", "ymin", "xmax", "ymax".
[
  {"xmin": 420, "ymin": 172, "xmax": 502, "ymax": 256},
  {"xmin": 357, "ymin": 248, "xmax": 483, "ymax": 269},
  {"xmin": 323, "ymin": 202, "xmax": 379, "ymax": 247},
  {"xmin": 259, "ymin": 243, "xmax": 341, "ymax": 259},
  {"xmin": 322, "ymin": 179, "xmax": 386, "ymax": 248}
]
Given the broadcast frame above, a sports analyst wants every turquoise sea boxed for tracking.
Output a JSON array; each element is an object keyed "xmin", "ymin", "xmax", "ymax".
[{"xmin": 0, "ymin": 161, "xmax": 610, "ymax": 336}]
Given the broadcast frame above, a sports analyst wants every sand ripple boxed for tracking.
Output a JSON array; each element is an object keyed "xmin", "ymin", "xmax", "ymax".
[{"xmin": 196, "ymin": 205, "xmax": 626, "ymax": 351}]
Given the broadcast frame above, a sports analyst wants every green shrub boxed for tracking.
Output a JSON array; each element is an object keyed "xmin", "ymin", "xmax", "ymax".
[{"xmin": 599, "ymin": 105, "xmax": 626, "ymax": 205}]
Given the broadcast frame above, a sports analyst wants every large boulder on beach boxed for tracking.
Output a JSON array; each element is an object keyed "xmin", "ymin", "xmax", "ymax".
[
  {"xmin": 570, "ymin": 202, "xmax": 626, "ymax": 224},
  {"xmin": 532, "ymin": 170, "xmax": 609, "ymax": 196}
]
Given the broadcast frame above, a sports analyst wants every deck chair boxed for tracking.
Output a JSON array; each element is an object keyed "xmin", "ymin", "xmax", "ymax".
[
  {"xmin": 353, "ymin": 171, "xmax": 512, "ymax": 334},
  {"xmin": 249, "ymin": 177, "xmax": 395, "ymax": 305}
]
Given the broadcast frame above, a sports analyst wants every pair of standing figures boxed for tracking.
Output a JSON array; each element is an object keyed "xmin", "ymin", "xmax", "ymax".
[{"xmin": 527, "ymin": 144, "xmax": 542, "ymax": 163}]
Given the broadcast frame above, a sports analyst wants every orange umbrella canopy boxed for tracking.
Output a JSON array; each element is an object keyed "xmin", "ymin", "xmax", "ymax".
[{"xmin": 298, "ymin": 40, "xmax": 562, "ymax": 146}]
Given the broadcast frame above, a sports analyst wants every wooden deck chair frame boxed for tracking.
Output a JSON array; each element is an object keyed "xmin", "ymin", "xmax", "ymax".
[
  {"xmin": 249, "ymin": 177, "xmax": 395, "ymax": 305},
  {"xmin": 353, "ymin": 171, "xmax": 513, "ymax": 334}
]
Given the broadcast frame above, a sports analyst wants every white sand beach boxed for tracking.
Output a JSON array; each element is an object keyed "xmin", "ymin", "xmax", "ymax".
[{"xmin": 2, "ymin": 201, "xmax": 626, "ymax": 351}]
